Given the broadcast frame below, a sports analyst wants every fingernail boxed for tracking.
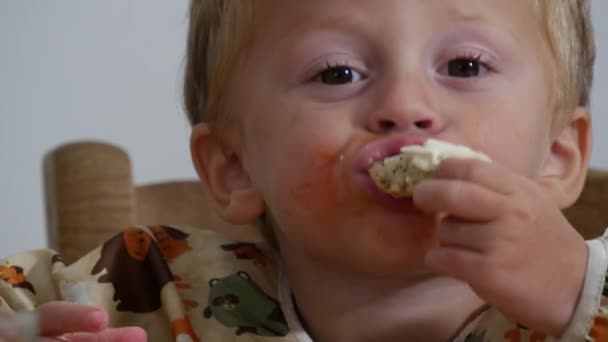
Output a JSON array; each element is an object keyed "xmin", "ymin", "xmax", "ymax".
[{"xmin": 86, "ymin": 311, "xmax": 107, "ymax": 328}]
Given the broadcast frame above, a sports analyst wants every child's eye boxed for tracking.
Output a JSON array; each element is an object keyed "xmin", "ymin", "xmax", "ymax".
[
  {"xmin": 440, "ymin": 57, "xmax": 490, "ymax": 78},
  {"xmin": 316, "ymin": 66, "xmax": 364, "ymax": 85}
]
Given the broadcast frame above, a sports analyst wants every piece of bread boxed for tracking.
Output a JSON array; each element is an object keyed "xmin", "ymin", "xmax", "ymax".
[{"xmin": 368, "ymin": 139, "xmax": 491, "ymax": 198}]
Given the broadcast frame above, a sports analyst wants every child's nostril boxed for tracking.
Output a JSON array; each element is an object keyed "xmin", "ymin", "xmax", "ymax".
[
  {"xmin": 415, "ymin": 120, "xmax": 432, "ymax": 129},
  {"xmin": 379, "ymin": 120, "xmax": 396, "ymax": 131}
]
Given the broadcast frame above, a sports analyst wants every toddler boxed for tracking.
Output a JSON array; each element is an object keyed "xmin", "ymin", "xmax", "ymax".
[{"xmin": 0, "ymin": 1, "xmax": 601, "ymax": 341}]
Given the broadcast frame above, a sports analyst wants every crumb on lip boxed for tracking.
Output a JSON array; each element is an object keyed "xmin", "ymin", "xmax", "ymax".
[{"xmin": 368, "ymin": 154, "xmax": 434, "ymax": 198}]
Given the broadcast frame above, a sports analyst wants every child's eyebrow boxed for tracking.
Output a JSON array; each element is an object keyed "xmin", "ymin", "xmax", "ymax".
[
  {"xmin": 272, "ymin": 13, "xmax": 370, "ymax": 51},
  {"xmin": 290, "ymin": 14, "xmax": 368, "ymax": 37},
  {"xmin": 443, "ymin": 5, "xmax": 485, "ymax": 23}
]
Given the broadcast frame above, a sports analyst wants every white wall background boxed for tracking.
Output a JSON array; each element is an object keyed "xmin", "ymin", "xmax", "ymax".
[{"xmin": 0, "ymin": 1, "xmax": 607, "ymax": 256}]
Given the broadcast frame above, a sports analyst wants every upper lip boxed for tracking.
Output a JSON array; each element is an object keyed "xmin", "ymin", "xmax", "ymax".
[{"xmin": 356, "ymin": 135, "xmax": 429, "ymax": 172}]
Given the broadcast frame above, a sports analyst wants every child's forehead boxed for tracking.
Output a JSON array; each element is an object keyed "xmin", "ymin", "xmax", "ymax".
[
  {"xmin": 253, "ymin": 0, "xmax": 542, "ymax": 42},
  {"xmin": 256, "ymin": 0, "xmax": 537, "ymax": 22}
]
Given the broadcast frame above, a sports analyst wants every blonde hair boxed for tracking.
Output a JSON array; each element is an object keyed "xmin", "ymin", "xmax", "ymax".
[
  {"xmin": 183, "ymin": 1, "xmax": 595, "ymax": 126},
  {"xmin": 184, "ymin": 0, "xmax": 253, "ymax": 126},
  {"xmin": 536, "ymin": 0, "xmax": 595, "ymax": 121}
]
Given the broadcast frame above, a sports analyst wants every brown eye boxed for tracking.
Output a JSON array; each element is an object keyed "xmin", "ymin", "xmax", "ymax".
[
  {"xmin": 318, "ymin": 66, "xmax": 362, "ymax": 85},
  {"xmin": 444, "ymin": 58, "xmax": 485, "ymax": 78}
]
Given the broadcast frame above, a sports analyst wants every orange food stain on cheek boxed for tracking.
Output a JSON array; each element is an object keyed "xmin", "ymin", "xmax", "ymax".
[
  {"xmin": 288, "ymin": 149, "xmax": 344, "ymax": 222},
  {"xmin": 374, "ymin": 225, "xmax": 408, "ymax": 250}
]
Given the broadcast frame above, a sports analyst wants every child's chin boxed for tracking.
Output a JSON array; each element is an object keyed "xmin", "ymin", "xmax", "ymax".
[
  {"xmin": 364, "ymin": 227, "xmax": 437, "ymax": 274},
  {"xmin": 344, "ymin": 254, "xmax": 433, "ymax": 279},
  {"xmin": 327, "ymin": 238, "xmax": 437, "ymax": 279},
  {"xmin": 369, "ymin": 217, "xmax": 437, "ymax": 247}
]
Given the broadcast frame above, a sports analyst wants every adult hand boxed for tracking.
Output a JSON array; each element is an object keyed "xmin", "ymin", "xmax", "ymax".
[{"xmin": 0, "ymin": 302, "xmax": 147, "ymax": 341}]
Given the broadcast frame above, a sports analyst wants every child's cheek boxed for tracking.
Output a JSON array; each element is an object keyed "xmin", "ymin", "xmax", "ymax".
[
  {"xmin": 283, "ymin": 139, "xmax": 369, "ymax": 226},
  {"xmin": 288, "ymin": 148, "xmax": 343, "ymax": 220}
]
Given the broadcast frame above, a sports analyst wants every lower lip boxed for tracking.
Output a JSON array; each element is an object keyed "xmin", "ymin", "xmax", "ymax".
[{"xmin": 355, "ymin": 173, "xmax": 421, "ymax": 215}]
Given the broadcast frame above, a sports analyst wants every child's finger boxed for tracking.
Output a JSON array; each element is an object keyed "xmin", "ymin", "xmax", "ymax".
[
  {"xmin": 424, "ymin": 246, "xmax": 482, "ymax": 281},
  {"xmin": 437, "ymin": 218, "xmax": 494, "ymax": 252},
  {"xmin": 434, "ymin": 158, "xmax": 518, "ymax": 195},
  {"xmin": 413, "ymin": 179, "xmax": 504, "ymax": 221},
  {"xmin": 57, "ymin": 327, "xmax": 147, "ymax": 342},
  {"xmin": 37, "ymin": 302, "xmax": 108, "ymax": 336}
]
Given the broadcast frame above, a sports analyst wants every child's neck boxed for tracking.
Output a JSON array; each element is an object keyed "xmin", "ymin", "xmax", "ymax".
[{"xmin": 283, "ymin": 252, "xmax": 486, "ymax": 342}]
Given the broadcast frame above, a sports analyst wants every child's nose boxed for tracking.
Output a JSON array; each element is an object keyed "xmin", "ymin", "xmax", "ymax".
[{"xmin": 365, "ymin": 75, "xmax": 444, "ymax": 135}]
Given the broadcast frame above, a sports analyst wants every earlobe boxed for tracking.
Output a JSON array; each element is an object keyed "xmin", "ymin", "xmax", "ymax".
[
  {"xmin": 190, "ymin": 123, "xmax": 265, "ymax": 224},
  {"xmin": 539, "ymin": 107, "xmax": 592, "ymax": 209}
]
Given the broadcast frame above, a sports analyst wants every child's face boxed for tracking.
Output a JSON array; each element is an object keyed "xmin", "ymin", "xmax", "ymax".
[{"xmin": 221, "ymin": 0, "xmax": 559, "ymax": 275}]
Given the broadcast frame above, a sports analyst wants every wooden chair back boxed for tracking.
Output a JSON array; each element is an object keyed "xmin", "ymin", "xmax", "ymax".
[{"xmin": 563, "ymin": 169, "xmax": 608, "ymax": 239}]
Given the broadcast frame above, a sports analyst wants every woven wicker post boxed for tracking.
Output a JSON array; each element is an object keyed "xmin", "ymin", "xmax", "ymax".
[{"xmin": 43, "ymin": 142, "xmax": 136, "ymax": 264}]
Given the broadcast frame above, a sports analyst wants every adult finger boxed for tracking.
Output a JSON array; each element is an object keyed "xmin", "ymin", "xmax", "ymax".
[
  {"xmin": 37, "ymin": 302, "xmax": 108, "ymax": 336},
  {"xmin": 413, "ymin": 179, "xmax": 505, "ymax": 221},
  {"xmin": 58, "ymin": 327, "xmax": 147, "ymax": 342}
]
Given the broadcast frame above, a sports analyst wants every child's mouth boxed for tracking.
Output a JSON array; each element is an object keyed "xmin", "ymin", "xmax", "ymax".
[
  {"xmin": 356, "ymin": 137, "xmax": 492, "ymax": 214},
  {"xmin": 356, "ymin": 135, "xmax": 428, "ymax": 171},
  {"xmin": 355, "ymin": 135, "xmax": 428, "ymax": 214},
  {"xmin": 361, "ymin": 176, "xmax": 420, "ymax": 214}
]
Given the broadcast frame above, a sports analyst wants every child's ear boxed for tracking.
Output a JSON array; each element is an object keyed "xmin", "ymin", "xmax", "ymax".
[
  {"xmin": 539, "ymin": 107, "xmax": 592, "ymax": 209},
  {"xmin": 190, "ymin": 123, "xmax": 265, "ymax": 224}
]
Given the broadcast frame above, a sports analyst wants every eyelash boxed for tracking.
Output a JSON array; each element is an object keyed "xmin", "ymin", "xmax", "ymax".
[
  {"xmin": 319, "ymin": 60, "xmax": 359, "ymax": 73},
  {"xmin": 447, "ymin": 50, "xmax": 495, "ymax": 71},
  {"xmin": 312, "ymin": 60, "xmax": 366, "ymax": 84},
  {"xmin": 307, "ymin": 49, "xmax": 495, "ymax": 84}
]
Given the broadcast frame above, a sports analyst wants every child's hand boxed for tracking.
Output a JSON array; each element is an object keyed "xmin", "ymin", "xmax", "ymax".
[
  {"xmin": 413, "ymin": 158, "xmax": 588, "ymax": 337},
  {"xmin": 0, "ymin": 302, "xmax": 147, "ymax": 341}
]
